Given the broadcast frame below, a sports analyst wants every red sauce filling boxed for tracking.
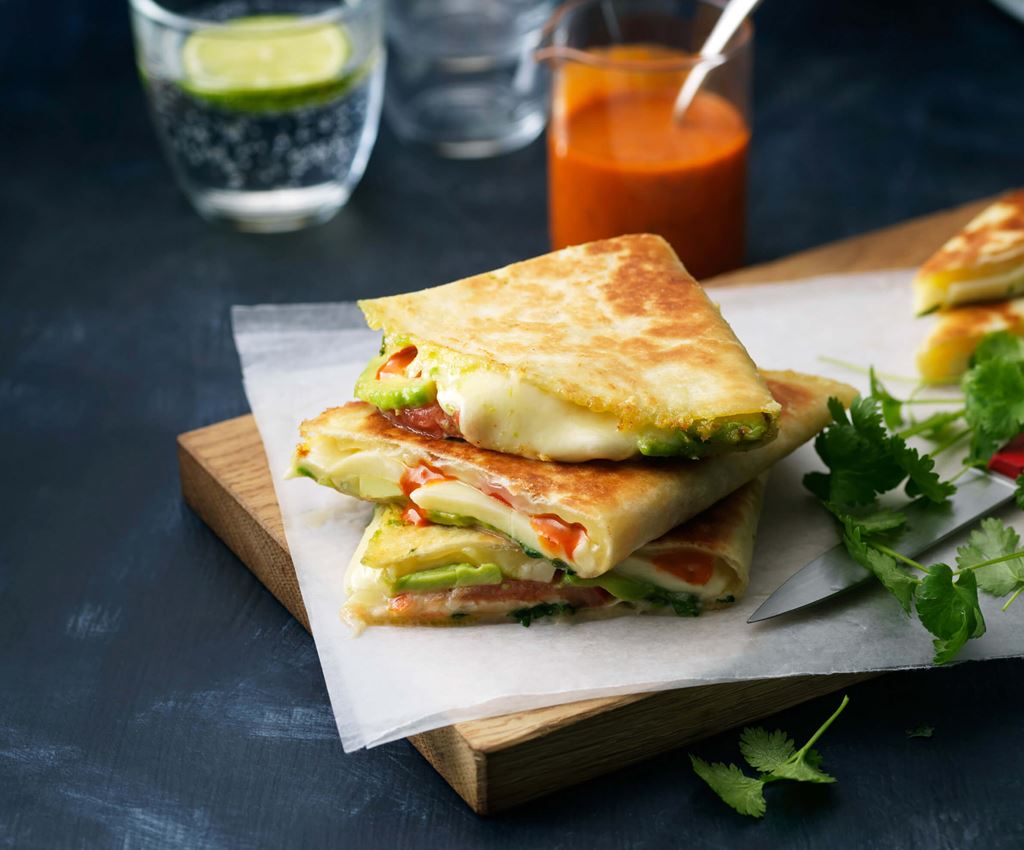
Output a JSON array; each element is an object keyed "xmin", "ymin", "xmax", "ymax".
[
  {"xmin": 399, "ymin": 462, "xmax": 451, "ymax": 497},
  {"xmin": 652, "ymin": 550, "xmax": 716, "ymax": 586},
  {"xmin": 530, "ymin": 514, "xmax": 589, "ymax": 561},
  {"xmin": 377, "ymin": 346, "xmax": 418, "ymax": 378}
]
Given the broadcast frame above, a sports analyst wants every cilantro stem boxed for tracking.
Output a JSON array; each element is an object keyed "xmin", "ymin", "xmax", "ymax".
[
  {"xmin": 954, "ymin": 549, "xmax": 1024, "ymax": 575},
  {"xmin": 1002, "ymin": 587, "xmax": 1023, "ymax": 612},
  {"xmin": 797, "ymin": 695, "xmax": 850, "ymax": 755},
  {"xmin": 872, "ymin": 543, "xmax": 927, "ymax": 573},
  {"xmin": 818, "ymin": 356, "xmax": 918, "ymax": 384},
  {"xmin": 898, "ymin": 398, "xmax": 964, "ymax": 406},
  {"xmin": 897, "ymin": 410, "xmax": 966, "ymax": 440},
  {"xmin": 948, "ymin": 466, "xmax": 971, "ymax": 485},
  {"xmin": 931, "ymin": 427, "xmax": 971, "ymax": 457}
]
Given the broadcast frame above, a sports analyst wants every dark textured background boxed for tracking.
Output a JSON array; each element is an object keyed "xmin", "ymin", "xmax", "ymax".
[{"xmin": 3, "ymin": 0, "xmax": 1024, "ymax": 847}]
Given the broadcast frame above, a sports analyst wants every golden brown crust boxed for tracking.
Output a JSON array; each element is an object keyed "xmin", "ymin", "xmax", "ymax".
[
  {"xmin": 358, "ymin": 234, "xmax": 780, "ymax": 431},
  {"xmin": 916, "ymin": 297, "xmax": 1024, "ymax": 383},
  {"xmin": 919, "ymin": 189, "xmax": 1024, "ymax": 277}
]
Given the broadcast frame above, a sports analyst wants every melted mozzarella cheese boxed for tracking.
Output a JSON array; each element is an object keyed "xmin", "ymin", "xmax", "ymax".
[
  {"xmin": 946, "ymin": 265, "xmax": 1024, "ymax": 307},
  {"xmin": 434, "ymin": 366, "xmax": 639, "ymax": 462},
  {"xmin": 613, "ymin": 554, "xmax": 732, "ymax": 600},
  {"xmin": 408, "ymin": 479, "xmax": 597, "ymax": 571}
]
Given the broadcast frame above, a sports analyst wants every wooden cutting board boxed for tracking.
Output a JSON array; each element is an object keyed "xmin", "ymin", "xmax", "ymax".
[{"xmin": 177, "ymin": 197, "xmax": 988, "ymax": 815}]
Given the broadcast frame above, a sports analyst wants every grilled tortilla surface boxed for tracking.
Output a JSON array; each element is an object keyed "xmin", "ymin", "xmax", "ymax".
[
  {"xmin": 356, "ymin": 234, "xmax": 781, "ymax": 460},
  {"xmin": 293, "ymin": 370, "xmax": 855, "ymax": 578},
  {"xmin": 344, "ymin": 478, "xmax": 766, "ymax": 628},
  {"xmin": 917, "ymin": 296, "xmax": 1024, "ymax": 383},
  {"xmin": 913, "ymin": 189, "xmax": 1024, "ymax": 315}
]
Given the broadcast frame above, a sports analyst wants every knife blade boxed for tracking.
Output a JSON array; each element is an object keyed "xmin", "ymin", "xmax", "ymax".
[{"xmin": 748, "ymin": 466, "xmax": 1019, "ymax": 624}]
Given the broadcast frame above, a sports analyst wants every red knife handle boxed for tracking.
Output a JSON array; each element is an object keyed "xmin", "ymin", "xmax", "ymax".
[{"xmin": 989, "ymin": 434, "xmax": 1024, "ymax": 480}]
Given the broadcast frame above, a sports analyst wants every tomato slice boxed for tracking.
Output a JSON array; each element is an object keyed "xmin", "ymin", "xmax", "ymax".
[
  {"xmin": 377, "ymin": 346, "xmax": 418, "ymax": 378},
  {"xmin": 530, "ymin": 514, "xmax": 588, "ymax": 561},
  {"xmin": 383, "ymin": 403, "xmax": 461, "ymax": 439},
  {"xmin": 652, "ymin": 550, "xmax": 716, "ymax": 586}
]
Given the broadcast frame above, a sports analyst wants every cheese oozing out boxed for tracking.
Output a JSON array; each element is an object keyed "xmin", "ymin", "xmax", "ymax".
[{"xmin": 436, "ymin": 367, "xmax": 639, "ymax": 462}]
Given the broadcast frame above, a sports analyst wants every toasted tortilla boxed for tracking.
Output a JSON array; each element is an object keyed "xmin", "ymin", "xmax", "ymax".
[
  {"xmin": 917, "ymin": 297, "xmax": 1024, "ymax": 383},
  {"xmin": 913, "ymin": 190, "xmax": 1024, "ymax": 315},
  {"xmin": 358, "ymin": 234, "xmax": 780, "ymax": 436},
  {"xmin": 293, "ymin": 370, "xmax": 854, "ymax": 578},
  {"xmin": 343, "ymin": 477, "xmax": 766, "ymax": 628}
]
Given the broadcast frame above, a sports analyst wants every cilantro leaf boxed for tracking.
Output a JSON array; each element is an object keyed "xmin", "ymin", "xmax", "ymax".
[
  {"xmin": 962, "ymin": 357, "xmax": 1024, "ymax": 467},
  {"xmin": 768, "ymin": 752, "xmax": 835, "ymax": 784},
  {"xmin": 1016, "ymin": 474, "xmax": 1024, "ymax": 511},
  {"xmin": 915, "ymin": 565, "xmax": 986, "ymax": 664},
  {"xmin": 689, "ymin": 756, "xmax": 766, "ymax": 818},
  {"xmin": 804, "ymin": 397, "xmax": 906, "ymax": 507},
  {"xmin": 739, "ymin": 727, "xmax": 795, "ymax": 773},
  {"xmin": 762, "ymin": 694, "xmax": 848, "ymax": 784},
  {"xmin": 906, "ymin": 724, "xmax": 934, "ymax": 739},
  {"xmin": 955, "ymin": 517, "xmax": 1024, "ymax": 599},
  {"xmin": 841, "ymin": 519, "xmax": 916, "ymax": 614},
  {"xmin": 888, "ymin": 437, "xmax": 956, "ymax": 504},
  {"xmin": 827, "ymin": 503, "xmax": 907, "ymax": 535},
  {"xmin": 869, "ymin": 368, "xmax": 904, "ymax": 430},
  {"xmin": 971, "ymin": 330, "xmax": 1024, "ymax": 366}
]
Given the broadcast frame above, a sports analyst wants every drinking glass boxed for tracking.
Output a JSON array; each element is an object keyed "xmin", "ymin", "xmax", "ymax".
[
  {"xmin": 384, "ymin": 0, "xmax": 554, "ymax": 158},
  {"xmin": 130, "ymin": 0, "xmax": 384, "ymax": 232},
  {"xmin": 542, "ymin": 0, "xmax": 752, "ymax": 278}
]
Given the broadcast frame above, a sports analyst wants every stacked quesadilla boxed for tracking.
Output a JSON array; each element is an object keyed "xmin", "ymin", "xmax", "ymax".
[
  {"xmin": 291, "ymin": 236, "xmax": 854, "ymax": 628},
  {"xmin": 353, "ymin": 235, "xmax": 780, "ymax": 462},
  {"xmin": 914, "ymin": 191, "xmax": 1024, "ymax": 382}
]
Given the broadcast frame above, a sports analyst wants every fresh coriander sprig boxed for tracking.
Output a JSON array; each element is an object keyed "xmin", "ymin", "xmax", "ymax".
[
  {"xmin": 690, "ymin": 695, "xmax": 849, "ymax": 818},
  {"xmin": 806, "ymin": 331, "xmax": 1024, "ymax": 664}
]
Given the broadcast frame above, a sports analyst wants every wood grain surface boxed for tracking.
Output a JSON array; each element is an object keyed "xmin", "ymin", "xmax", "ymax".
[{"xmin": 178, "ymin": 197, "xmax": 987, "ymax": 814}]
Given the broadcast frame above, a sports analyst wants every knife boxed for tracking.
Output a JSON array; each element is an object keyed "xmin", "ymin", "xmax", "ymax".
[{"xmin": 748, "ymin": 437, "xmax": 1024, "ymax": 624}]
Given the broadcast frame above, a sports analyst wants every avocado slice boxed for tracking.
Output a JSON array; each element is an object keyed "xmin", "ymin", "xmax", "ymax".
[
  {"xmin": 563, "ymin": 572, "xmax": 654, "ymax": 601},
  {"xmin": 354, "ymin": 354, "xmax": 437, "ymax": 411},
  {"xmin": 564, "ymin": 573, "xmax": 700, "ymax": 616},
  {"xmin": 637, "ymin": 414, "xmax": 771, "ymax": 458},
  {"xmin": 392, "ymin": 562, "xmax": 502, "ymax": 593}
]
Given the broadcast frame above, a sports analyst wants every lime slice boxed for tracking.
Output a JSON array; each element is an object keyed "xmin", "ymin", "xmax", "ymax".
[{"xmin": 182, "ymin": 15, "xmax": 352, "ymax": 111}]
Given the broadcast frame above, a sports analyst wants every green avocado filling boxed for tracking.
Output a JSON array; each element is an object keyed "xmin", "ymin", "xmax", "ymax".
[
  {"xmin": 637, "ymin": 415, "xmax": 772, "ymax": 459},
  {"xmin": 391, "ymin": 562, "xmax": 502, "ymax": 593},
  {"xmin": 354, "ymin": 353, "xmax": 436, "ymax": 411},
  {"xmin": 564, "ymin": 573, "xmax": 700, "ymax": 617}
]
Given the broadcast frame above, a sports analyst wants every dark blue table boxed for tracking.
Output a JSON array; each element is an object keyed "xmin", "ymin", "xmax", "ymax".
[{"xmin": 4, "ymin": 0, "xmax": 1024, "ymax": 846}]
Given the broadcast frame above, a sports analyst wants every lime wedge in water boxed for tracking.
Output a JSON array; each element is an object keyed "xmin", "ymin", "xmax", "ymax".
[{"xmin": 182, "ymin": 15, "xmax": 353, "ymax": 111}]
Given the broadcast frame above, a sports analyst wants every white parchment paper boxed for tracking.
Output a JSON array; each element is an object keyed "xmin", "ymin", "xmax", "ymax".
[{"xmin": 232, "ymin": 270, "xmax": 1024, "ymax": 751}]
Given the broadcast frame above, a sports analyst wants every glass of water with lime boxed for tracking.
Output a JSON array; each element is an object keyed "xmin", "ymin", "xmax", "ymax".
[{"xmin": 130, "ymin": 0, "xmax": 383, "ymax": 232}]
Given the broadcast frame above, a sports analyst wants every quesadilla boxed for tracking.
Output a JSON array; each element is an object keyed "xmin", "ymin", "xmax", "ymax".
[
  {"xmin": 291, "ymin": 370, "xmax": 854, "ymax": 578},
  {"xmin": 913, "ymin": 190, "xmax": 1024, "ymax": 315},
  {"xmin": 343, "ymin": 477, "xmax": 766, "ymax": 629},
  {"xmin": 353, "ymin": 234, "xmax": 781, "ymax": 462},
  {"xmin": 917, "ymin": 297, "xmax": 1024, "ymax": 383}
]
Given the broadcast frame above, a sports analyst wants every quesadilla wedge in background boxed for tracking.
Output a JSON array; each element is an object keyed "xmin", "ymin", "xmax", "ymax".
[
  {"xmin": 291, "ymin": 370, "xmax": 855, "ymax": 578},
  {"xmin": 917, "ymin": 296, "xmax": 1024, "ymax": 383},
  {"xmin": 913, "ymin": 189, "xmax": 1024, "ymax": 315},
  {"xmin": 353, "ymin": 234, "xmax": 781, "ymax": 462},
  {"xmin": 343, "ymin": 477, "xmax": 766, "ymax": 629}
]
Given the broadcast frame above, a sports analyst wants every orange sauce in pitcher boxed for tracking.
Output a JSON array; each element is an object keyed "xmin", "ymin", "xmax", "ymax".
[{"xmin": 548, "ymin": 45, "xmax": 749, "ymax": 279}]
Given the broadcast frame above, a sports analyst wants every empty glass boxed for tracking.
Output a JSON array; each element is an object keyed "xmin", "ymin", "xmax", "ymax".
[
  {"xmin": 130, "ymin": 0, "xmax": 384, "ymax": 232},
  {"xmin": 384, "ymin": 0, "xmax": 553, "ymax": 158}
]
